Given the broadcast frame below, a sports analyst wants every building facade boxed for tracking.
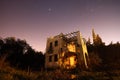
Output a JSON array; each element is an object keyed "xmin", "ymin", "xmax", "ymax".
[{"xmin": 45, "ymin": 31, "xmax": 89, "ymax": 69}]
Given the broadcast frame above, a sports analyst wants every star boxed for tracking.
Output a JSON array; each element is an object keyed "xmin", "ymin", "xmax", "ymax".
[{"xmin": 48, "ymin": 8, "xmax": 52, "ymax": 12}]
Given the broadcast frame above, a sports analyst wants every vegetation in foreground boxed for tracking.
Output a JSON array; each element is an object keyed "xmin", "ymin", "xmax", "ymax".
[{"xmin": 0, "ymin": 62, "xmax": 120, "ymax": 80}]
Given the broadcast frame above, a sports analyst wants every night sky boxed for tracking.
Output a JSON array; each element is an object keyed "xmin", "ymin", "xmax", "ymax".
[{"xmin": 1, "ymin": 0, "xmax": 120, "ymax": 52}]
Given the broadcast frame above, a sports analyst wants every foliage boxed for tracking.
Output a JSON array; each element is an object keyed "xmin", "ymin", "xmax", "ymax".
[
  {"xmin": 87, "ymin": 39, "xmax": 120, "ymax": 70},
  {"xmin": 92, "ymin": 29, "xmax": 104, "ymax": 46},
  {"xmin": 89, "ymin": 52, "xmax": 102, "ymax": 70},
  {"xmin": 0, "ymin": 63, "xmax": 120, "ymax": 80},
  {"xmin": 0, "ymin": 37, "xmax": 44, "ymax": 71}
]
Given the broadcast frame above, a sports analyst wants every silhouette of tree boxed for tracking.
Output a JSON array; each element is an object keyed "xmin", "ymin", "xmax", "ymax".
[
  {"xmin": 0, "ymin": 38, "xmax": 4, "ymax": 55},
  {"xmin": 0, "ymin": 37, "xmax": 45, "ymax": 71},
  {"xmin": 86, "ymin": 37, "xmax": 91, "ymax": 46},
  {"xmin": 92, "ymin": 29, "xmax": 104, "ymax": 46},
  {"xmin": 87, "ymin": 29, "xmax": 120, "ymax": 70},
  {"xmin": 22, "ymin": 47, "xmax": 45, "ymax": 70},
  {"xmin": 0, "ymin": 37, "xmax": 24, "ymax": 67},
  {"xmin": 89, "ymin": 52, "xmax": 102, "ymax": 70}
]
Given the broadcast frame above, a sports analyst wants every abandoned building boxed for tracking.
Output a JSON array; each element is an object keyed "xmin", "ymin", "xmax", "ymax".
[{"xmin": 45, "ymin": 31, "xmax": 89, "ymax": 69}]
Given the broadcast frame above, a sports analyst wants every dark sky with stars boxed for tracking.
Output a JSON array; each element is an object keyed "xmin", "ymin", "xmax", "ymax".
[{"xmin": 0, "ymin": 0, "xmax": 120, "ymax": 52}]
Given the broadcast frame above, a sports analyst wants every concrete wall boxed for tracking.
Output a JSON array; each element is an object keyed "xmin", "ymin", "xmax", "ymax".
[{"xmin": 45, "ymin": 31, "xmax": 89, "ymax": 69}]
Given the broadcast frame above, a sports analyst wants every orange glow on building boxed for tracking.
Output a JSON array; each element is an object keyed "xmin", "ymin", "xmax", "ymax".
[{"xmin": 45, "ymin": 31, "xmax": 89, "ymax": 69}]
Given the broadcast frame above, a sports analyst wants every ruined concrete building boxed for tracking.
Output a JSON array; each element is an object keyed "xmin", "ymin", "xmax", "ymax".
[{"xmin": 45, "ymin": 31, "xmax": 89, "ymax": 69}]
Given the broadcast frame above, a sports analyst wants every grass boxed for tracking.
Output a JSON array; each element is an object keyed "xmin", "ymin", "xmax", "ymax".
[
  {"xmin": 0, "ymin": 66, "xmax": 120, "ymax": 80},
  {"xmin": 0, "ymin": 61, "xmax": 120, "ymax": 80}
]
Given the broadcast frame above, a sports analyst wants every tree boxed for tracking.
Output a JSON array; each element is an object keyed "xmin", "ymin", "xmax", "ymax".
[
  {"xmin": 92, "ymin": 29, "xmax": 103, "ymax": 46},
  {"xmin": 89, "ymin": 52, "xmax": 102, "ymax": 70},
  {"xmin": 0, "ymin": 37, "xmax": 45, "ymax": 71},
  {"xmin": 0, "ymin": 38, "xmax": 4, "ymax": 55},
  {"xmin": 86, "ymin": 37, "xmax": 91, "ymax": 46}
]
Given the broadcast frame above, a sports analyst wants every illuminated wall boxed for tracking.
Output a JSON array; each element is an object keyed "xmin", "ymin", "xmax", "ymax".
[{"xmin": 45, "ymin": 31, "xmax": 89, "ymax": 69}]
